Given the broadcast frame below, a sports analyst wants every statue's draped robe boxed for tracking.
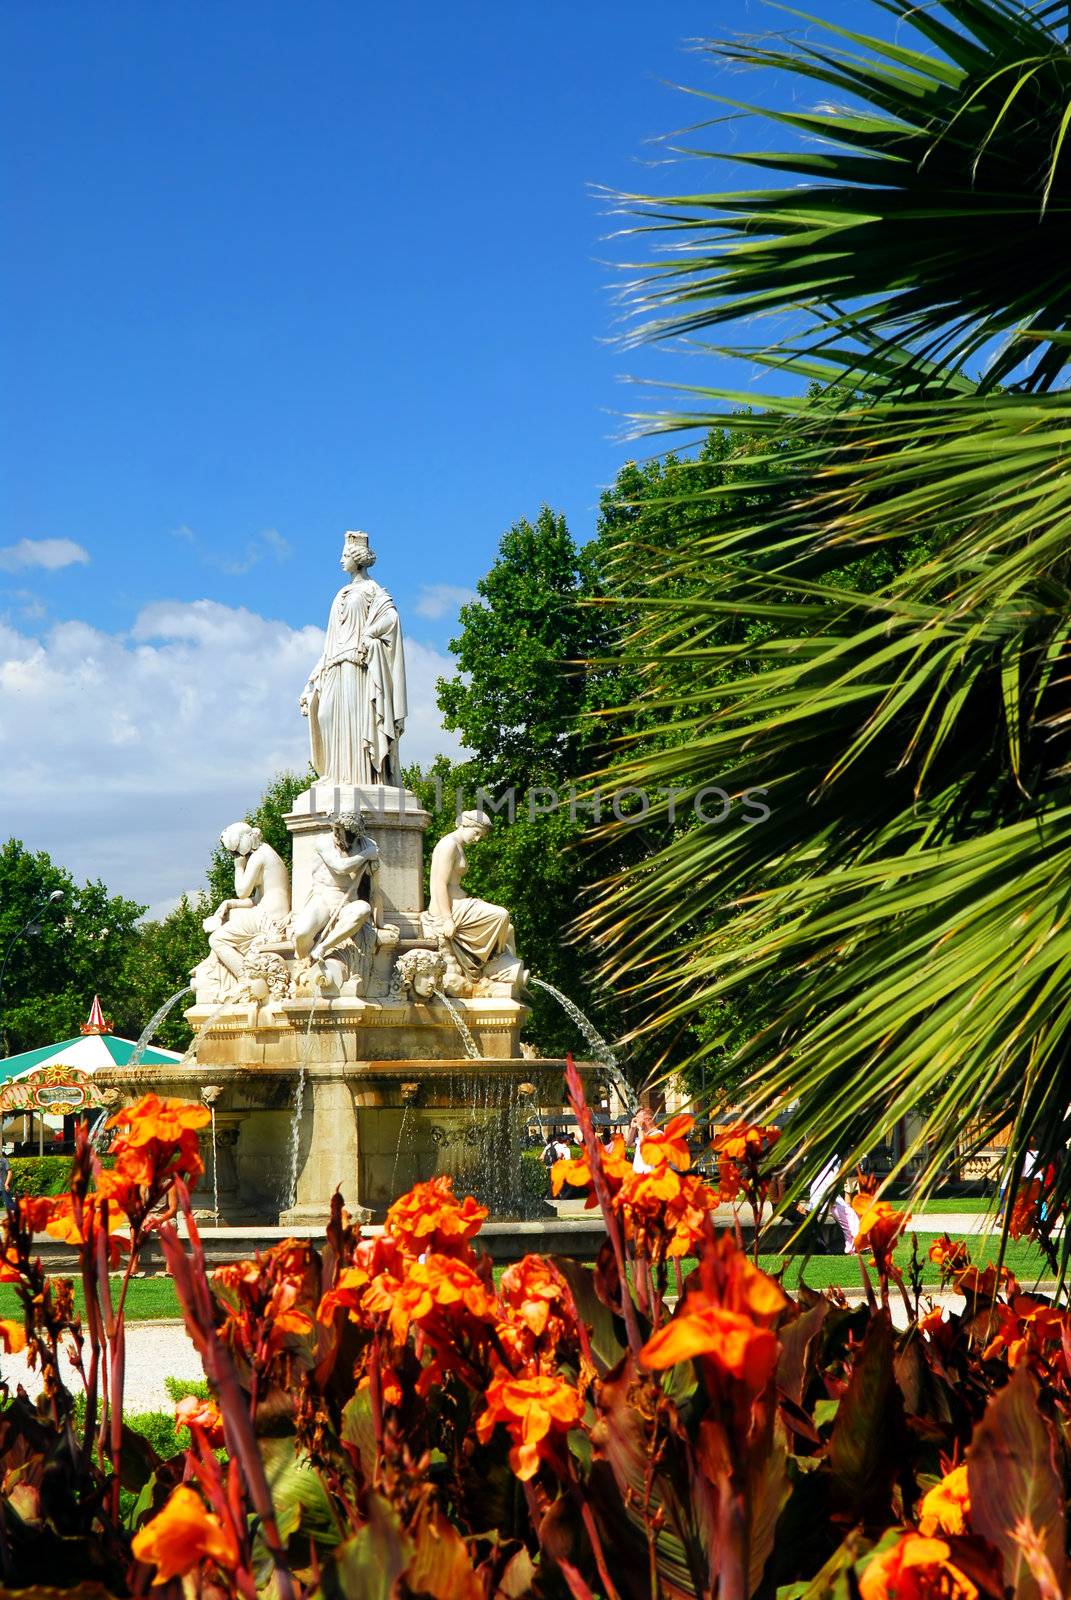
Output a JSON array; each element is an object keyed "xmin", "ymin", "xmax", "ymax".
[
  {"xmin": 426, "ymin": 835, "xmax": 513, "ymax": 979},
  {"xmin": 308, "ymin": 579, "xmax": 407, "ymax": 785}
]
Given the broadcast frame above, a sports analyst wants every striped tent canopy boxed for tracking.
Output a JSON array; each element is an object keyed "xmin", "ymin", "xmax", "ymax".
[{"xmin": 0, "ymin": 996, "xmax": 181, "ymax": 1086}]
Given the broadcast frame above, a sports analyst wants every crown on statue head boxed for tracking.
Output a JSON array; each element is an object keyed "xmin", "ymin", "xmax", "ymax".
[{"xmin": 343, "ymin": 529, "xmax": 376, "ymax": 570}]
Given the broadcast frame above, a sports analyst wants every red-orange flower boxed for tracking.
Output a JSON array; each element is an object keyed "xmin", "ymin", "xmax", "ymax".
[
  {"xmin": 0, "ymin": 1318, "xmax": 26, "ymax": 1353},
  {"xmin": 131, "ymin": 1484, "xmax": 239, "ymax": 1585},
  {"xmin": 1009, "ymin": 1178, "xmax": 1043, "ymax": 1241},
  {"xmin": 615, "ymin": 1167, "xmax": 720, "ymax": 1263},
  {"xmin": 982, "ymin": 1293, "xmax": 1067, "ymax": 1369},
  {"xmin": 641, "ymin": 1299, "xmax": 781, "ymax": 1392},
  {"xmin": 475, "ymin": 1371, "xmax": 584, "ymax": 1480},
  {"xmin": 711, "ymin": 1123, "xmax": 780, "ymax": 1164},
  {"xmin": 316, "ymin": 1240, "xmax": 398, "ymax": 1326},
  {"xmin": 953, "ymin": 1262, "xmax": 1005, "ymax": 1303},
  {"xmin": 928, "ymin": 1235, "xmax": 969, "ymax": 1276},
  {"xmin": 108, "ymin": 1093, "xmax": 208, "ymax": 1187},
  {"xmin": 17, "ymin": 1195, "xmax": 56, "ymax": 1233},
  {"xmin": 174, "ymin": 1393, "xmax": 226, "ymax": 1448},
  {"xmin": 917, "ymin": 1464, "xmax": 970, "ymax": 1537},
  {"xmin": 551, "ymin": 1135, "xmax": 630, "ymax": 1203},
  {"xmin": 859, "ymin": 1531, "xmax": 978, "ymax": 1600},
  {"xmin": 640, "ymin": 1113, "xmax": 694, "ymax": 1172},
  {"xmin": 853, "ymin": 1196, "xmax": 909, "ymax": 1262},
  {"xmin": 45, "ymin": 1194, "xmax": 130, "ymax": 1267},
  {"xmin": 640, "ymin": 1238, "xmax": 786, "ymax": 1392},
  {"xmin": 385, "ymin": 1176, "xmax": 488, "ymax": 1258},
  {"xmin": 363, "ymin": 1252, "xmax": 496, "ymax": 1347},
  {"xmin": 498, "ymin": 1255, "xmax": 569, "ymax": 1341}
]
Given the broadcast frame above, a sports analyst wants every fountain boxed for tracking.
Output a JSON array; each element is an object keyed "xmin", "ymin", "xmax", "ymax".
[{"xmin": 97, "ymin": 527, "xmax": 591, "ymax": 1224}]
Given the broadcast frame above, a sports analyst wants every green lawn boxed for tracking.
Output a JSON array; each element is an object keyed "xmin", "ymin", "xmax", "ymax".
[
  {"xmin": 911, "ymin": 1197, "xmax": 997, "ymax": 1215},
  {"xmin": 0, "ymin": 1276, "xmax": 181, "ymax": 1322}
]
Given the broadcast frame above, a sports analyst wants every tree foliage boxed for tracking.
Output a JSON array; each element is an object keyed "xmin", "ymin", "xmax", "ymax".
[{"xmin": 0, "ymin": 839, "xmax": 144, "ymax": 1056}]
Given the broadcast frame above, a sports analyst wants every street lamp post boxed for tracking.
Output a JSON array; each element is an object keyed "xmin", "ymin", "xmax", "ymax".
[{"xmin": 0, "ymin": 890, "xmax": 65, "ymax": 1154}]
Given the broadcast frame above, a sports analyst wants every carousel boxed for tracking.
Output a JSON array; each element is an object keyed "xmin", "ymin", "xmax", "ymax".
[{"xmin": 0, "ymin": 996, "xmax": 181, "ymax": 1153}]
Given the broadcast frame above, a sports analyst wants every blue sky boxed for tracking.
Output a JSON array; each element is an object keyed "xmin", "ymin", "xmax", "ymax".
[{"xmin": 0, "ymin": 0, "xmax": 872, "ymax": 906}]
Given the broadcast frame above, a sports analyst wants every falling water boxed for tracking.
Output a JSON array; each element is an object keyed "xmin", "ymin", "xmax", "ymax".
[
  {"xmin": 391, "ymin": 1102, "xmax": 411, "ymax": 1197},
  {"xmin": 210, "ymin": 1104, "xmax": 219, "ymax": 1224},
  {"xmin": 528, "ymin": 976, "xmax": 638, "ymax": 1114},
  {"xmin": 129, "ymin": 986, "xmax": 193, "ymax": 1067},
  {"xmin": 179, "ymin": 1001, "xmax": 230, "ymax": 1068},
  {"xmin": 287, "ymin": 1000, "xmax": 320, "ymax": 1211},
  {"xmin": 433, "ymin": 990, "xmax": 481, "ymax": 1059}
]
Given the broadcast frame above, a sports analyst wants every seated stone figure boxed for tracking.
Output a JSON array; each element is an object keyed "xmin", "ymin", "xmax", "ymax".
[
  {"xmin": 292, "ymin": 811, "xmax": 384, "ymax": 994},
  {"xmin": 198, "ymin": 823, "xmax": 292, "ymax": 999},
  {"xmin": 421, "ymin": 812, "xmax": 521, "ymax": 995}
]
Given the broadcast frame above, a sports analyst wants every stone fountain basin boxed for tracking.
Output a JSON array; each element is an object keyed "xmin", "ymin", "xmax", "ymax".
[{"xmin": 94, "ymin": 1052, "xmax": 588, "ymax": 1228}]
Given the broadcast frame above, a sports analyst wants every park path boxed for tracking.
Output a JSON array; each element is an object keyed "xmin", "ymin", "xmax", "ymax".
[{"xmin": 1, "ymin": 1319, "xmax": 203, "ymax": 1413}]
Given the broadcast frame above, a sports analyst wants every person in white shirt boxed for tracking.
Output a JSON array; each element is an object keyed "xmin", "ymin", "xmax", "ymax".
[{"xmin": 801, "ymin": 1156, "xmax": 859, "ymax": 1253}]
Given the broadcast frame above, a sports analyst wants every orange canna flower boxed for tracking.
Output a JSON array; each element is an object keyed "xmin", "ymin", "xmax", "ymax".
[
  {"xmin": 711, "ymin": 1123, "xmax": 781, "ymax": 1164},
  {"xmin": 0, "ymin": 1247, "xmax": 22, "ymax": 1284},
  {"xmin": 551, "ymin": 1135, "xmax": 631, "ymax": 1202},
  {"xmin": 385, "ymin": 1176, "xmax": 488, "ymax": 1258},
  {"xmin": 982, "ymin": 1294, "xmax": 1067, "ymax": 1368},
  {"xmin": 859, "ymin": 1531, "xmax": 978, "ymax": 1600},
  {"xmin": 640, "ymin": 1113, "xmax": 694, "ymax": 1172},
  {"xmin": 0, "ymin": 1318, "xmax": 27, "ymax": 1353},
  {"xmin": 363, "ymin": 1252, "xmax": 495, "ymax": 1347},
  {"xmin": 917, "ymin": 1464, "xmax": 970, "ymax": 1537},
  {"xmin": 475, "ymin": 1371, "xmax": 584, "ymax": 1480},
  {"xmin": 928, "ymin": 1235, "xmax": 969, "ymax": 1275},
  {"xmin": 640, "ymin": 1299, "xmax": 781, "ymax": 1393},
  {"xmin": 17, "ymin": 1195, "xmax": 56, "ymax": 1233},
  {"xmin": 1009, "ymin": 1178, "xmax": 1043, "ymax": 1242},
  {"xmin": 853, "ymin": 1196, "xmax": 909, "ymax": 1261},
  {"xmin": 262, "ymin": 1277, "xmax": 314, "ymax": 1352},
  {"xmin": 45, "ymin": 1195, "xmax": 129, "ymax": 1267},
  {"xmin": 498, "ymin": 1255, "xmax": 569, "ymax": 1340},
  {"xmin": 94, "ymin": 1167, "xmax": 147, "ymax": 1219},
  {"xmin": 131, "ymin": 1484, "xmax": 239, "ymax": 1586},
  {"xmin": 174, "ymin": 1393, "xmax": 226, "ymax": 1448},
  {"xmin": 318, "ymin": 1259, "xmax": 376, "ymax": 1325},
  {"xmin": 107, "ymin": 1092, "xmax": 210, "ymax": 1141},
  {"xmin": 953, "ymin": 1262, "xmax": 1004, "ymax": 1303}
]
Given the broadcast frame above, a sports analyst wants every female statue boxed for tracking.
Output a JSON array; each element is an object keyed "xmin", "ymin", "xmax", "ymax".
[
  {"xmin": 300, "ymin": 530, "xmax": 407, "ymax": 786},
  {"xmin": 424, "ymin": 811, "xmax": 515, "ymax": 980}
]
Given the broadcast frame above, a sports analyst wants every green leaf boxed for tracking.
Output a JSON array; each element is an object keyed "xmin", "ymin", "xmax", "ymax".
[{"xmin": 310, "ymin": 1495, "xmax": 410, "ymax": 1600}]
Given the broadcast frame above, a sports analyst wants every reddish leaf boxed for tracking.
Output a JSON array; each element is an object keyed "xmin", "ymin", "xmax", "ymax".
[
  {"xmin": 967, "ymin": 1363, "xmax": 1067, "ymax": 1600},
  {"xmin": 828, "ymin": 1315, "xmax": 904, "ymax": 1522}
]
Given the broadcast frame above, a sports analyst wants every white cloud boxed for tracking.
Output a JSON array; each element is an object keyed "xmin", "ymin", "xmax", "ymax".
[
  {"xmin": 413, "ymin": 583, "xmax": 477, "ymax": 620},
  {"xmin": 0, "ymin": 538, "xmax": 90, "ymax": 572},
  {"xmin": 0, "ymin": 600, "xmax": 460, "ymax": 908}
]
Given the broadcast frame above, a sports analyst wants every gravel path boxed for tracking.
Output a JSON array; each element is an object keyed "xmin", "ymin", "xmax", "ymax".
[{"xmin": 1, "ymin": 1321, "xmax": 205, "ymax": 1414}]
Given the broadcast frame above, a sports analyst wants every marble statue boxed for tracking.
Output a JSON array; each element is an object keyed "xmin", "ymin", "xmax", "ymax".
[
  {"xmin": 293, "ymin": 810, "xmax": 381, "ymax": 961},
  {"xmin": 423, "ymin": 811, "xmax": 516, "ymax": 986},
  {"xmin": 300, "ymin": 529, "xmax": 407, "ymax": 786},
  {"xmin": 201, "ymin": 824, "xmax": 291, "ymax": 994}
]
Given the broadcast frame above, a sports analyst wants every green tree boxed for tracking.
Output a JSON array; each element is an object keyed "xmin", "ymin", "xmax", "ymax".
[
  {"xmin": 0, "ymin": 839, "xmax": 144, "ymax": 1056},
  {"xmin": 438, "ymin": 507, "xmax": 611, "ymax": 790},
  {"xmin": 583, "ymin": 0, "xmax": 1071, "ymax": 1216}
]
